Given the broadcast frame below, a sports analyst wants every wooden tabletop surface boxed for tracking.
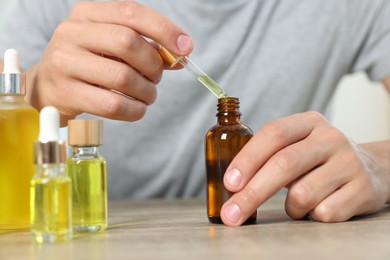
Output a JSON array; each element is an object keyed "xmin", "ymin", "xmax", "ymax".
[{"xmin": 1, "ymin": 194, "xmax": 390, "ymax": 260}]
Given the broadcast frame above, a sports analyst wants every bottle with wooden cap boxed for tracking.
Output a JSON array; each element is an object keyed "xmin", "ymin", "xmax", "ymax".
[{"xmin": 67, "ymin": 119, "xmax": 107, "ymax": 232}]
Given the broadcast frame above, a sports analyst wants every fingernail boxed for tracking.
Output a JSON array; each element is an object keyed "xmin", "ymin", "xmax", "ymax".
[
  {"xmin": 176, "ymin": 34, "xmax": 193, "ymax": 52},
  {"xmin": 224, "ymin": 203, "xmax": 241, "ymax": 223},
  {"xmin": 225, "ymin": 168, "xmax": 242, "ymax": 188}
]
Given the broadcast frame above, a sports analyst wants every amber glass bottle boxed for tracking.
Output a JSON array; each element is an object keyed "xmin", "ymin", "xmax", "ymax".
[{"xmin": 205, "ymin": 97, "xmax": 257, "ymax": 224}]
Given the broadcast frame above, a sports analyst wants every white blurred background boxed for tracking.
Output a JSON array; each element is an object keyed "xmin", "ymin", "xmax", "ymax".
[
  {"xmin": 1, "ymin": 1, "xmax": 389, "ymax": 143},
  {"xmin": 331, "ymin": 73, "xmax": 390, "ymax": 143}
]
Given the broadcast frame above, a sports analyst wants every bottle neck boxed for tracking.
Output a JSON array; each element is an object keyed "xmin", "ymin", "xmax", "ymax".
[
  {"xmin": 216, "ymin": 97, "xmax": 241, "ymax": 125},
  {"xmin": 0, "ymin": 73, "xmax": 25, "ymax": 94},
  {"xmin": 35, "ymin": 140, "xmax": 67, "ymax": 165},
  {"xmin": 35, "ymin": 163, "xmax": 66, "ymax": 178},
  {"xmin": 71, "ymin": 146, "xmax": 100, "ymax": 159}
]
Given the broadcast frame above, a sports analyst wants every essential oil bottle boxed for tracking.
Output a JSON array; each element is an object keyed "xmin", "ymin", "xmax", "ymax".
[
  {"xmin": 67, "ymin": 119, "xmax": 107, "ymax": 232},
  {"xmin": 30, "ymin": 106, "xmax": 72, "ymax": 243},
  {"xmin": 205, "ymin": 97, "xmax": 257, "ymax": 224},
  {"xmin": 0, "ymin": 49, "xmax": 39, "ymax": 229}
]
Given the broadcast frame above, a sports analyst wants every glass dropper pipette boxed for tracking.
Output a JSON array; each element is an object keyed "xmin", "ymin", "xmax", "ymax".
[{"xmin": 158, "ymin": 45, "xmax": 229, "ymax": 99}]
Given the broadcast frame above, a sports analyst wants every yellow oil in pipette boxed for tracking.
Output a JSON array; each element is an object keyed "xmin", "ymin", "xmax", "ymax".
[
  {"xmin": 158, "ymin": 46, "xmax": 229, "ymax": 98},
  {"xmin": 197, "ymin": 75, "xmax": 227, "ymax": 99}
]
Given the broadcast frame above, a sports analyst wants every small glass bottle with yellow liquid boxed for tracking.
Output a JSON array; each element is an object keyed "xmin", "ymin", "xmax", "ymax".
[
  {"xmin": 205, "ymin": 97, "xmax": 257, "ymax": 224},
  {"xmin": 30, "ymin": 106, "xmax": 72, "ymax": 243},
  {"xmin": 67, "ymin": 119, "xmax": 107, "ymax": 232},
  {"xmin": 0, "ymin": 49, "xmax": 39, "ymax": 230}
]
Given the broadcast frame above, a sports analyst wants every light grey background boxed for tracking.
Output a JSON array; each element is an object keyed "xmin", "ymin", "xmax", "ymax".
[
  {"xmin": 0, "ymin": 0, "xmax": 388, "ymax": 143},
  {"xmin": 0, "ymin": 0, "xmax": 12, "ymax": 25}
]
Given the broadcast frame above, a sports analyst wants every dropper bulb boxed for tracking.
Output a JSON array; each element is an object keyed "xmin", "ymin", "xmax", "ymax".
[
  {"xmin": 38, "ymin": 106, "xmax": 60, "ymax": 142},
  {"xmin": 3, "ymin": 49, "xmax": 20, "ymax": 74}
]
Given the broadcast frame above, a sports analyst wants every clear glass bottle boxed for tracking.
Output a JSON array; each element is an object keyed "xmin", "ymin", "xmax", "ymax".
[
  {"xmin": 0, "ymin": 49, "xmax": 39, "ymax": 229},
  {"xmin": 205, "ymin": 97, "xmax": 257, "ymax": 224},
  {"xmin": 31, "ymin": 106, "xmax": 72, "ymax": 243},
  {"xmin": 67, "ymin": 119, "xmax": 107, "ymax": 232}
]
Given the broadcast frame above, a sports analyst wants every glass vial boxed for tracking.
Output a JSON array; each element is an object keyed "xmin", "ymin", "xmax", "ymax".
[
  {"xmin": 0, "ymin": 49, "xmax": 39, "ymax": 229},
  {"xmin": 67, "ymin": 119, "xmax": 107, "ymax": 232},
  {"xmin": 31, "ymin": 106, "xmax": 72, "ymax": 243},
  {"xmin": 205, "ymin": 97, "xmax": 257, "ymax": 224}
]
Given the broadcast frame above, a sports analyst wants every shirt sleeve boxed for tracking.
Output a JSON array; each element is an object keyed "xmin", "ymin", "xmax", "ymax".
[
  {"xmin": 0, "ymin": 0, "xmax": 71, "ymax": 70},
  {"xmin": 351, "ymin": 0, "xmax": 390, "ymax": 82}
]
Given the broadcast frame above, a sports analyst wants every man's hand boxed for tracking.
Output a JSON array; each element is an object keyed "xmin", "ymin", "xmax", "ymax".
[
  {"xmin": 24, "ymin": 1, "xmax": 193, "ymax": 126},
  {"xmin": 221, "ymin": 111, "xmax": 390, "ymax": 226}
]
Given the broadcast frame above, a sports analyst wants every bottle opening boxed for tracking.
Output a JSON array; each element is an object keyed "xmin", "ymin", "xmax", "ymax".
[{"xmin": 217, "ymin": 97, "xmax": 241, "ymax": 116}]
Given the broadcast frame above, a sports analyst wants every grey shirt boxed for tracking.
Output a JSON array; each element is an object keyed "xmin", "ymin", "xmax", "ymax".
[{"xmin": 1, "ymin": 0, "xmax": 390, "ymax": 199}]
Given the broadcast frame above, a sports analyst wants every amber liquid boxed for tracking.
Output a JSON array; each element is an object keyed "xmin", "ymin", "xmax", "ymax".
[
  {"xmin": 205, "ymin": 124, "xmax": 257, "ymax": 224},
  {"xmin": 0, "ymin": 95, "xmax": 39, "ymax": 229}
]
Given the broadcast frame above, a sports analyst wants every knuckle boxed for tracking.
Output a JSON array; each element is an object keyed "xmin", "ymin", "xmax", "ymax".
[
  {"xmin": 69, "ymin": 2, "xmax": 88, "ymax": 19},
  {"xmin": 312, "ymin": 204, "xmax": 340, "ymax": 223},
  {"xmin": 111, "ymin": 65, "xmax": 157, "ymax": 106},
  {"xmin": 104, "ymin": 95, "xmax": 147, "ymax": 122},
  {"xmin": 49, "ymin": 49, "xmax": 67, "ymax": 69},
  {"xmin": 343, "ymin": 152, "xmax": 363, "ymax": 174},
  {"xmin": 144, "ymin": 84, "xmax": 157, "ymax": 105},
  {"xmin": 305, "ymin": 111, "xmax": 326, "ymax": 122},
  {"xmin": 262, "ymin": 121, "xmax": 289, "ymax": 143},
  {"xmin": 117, "ymin": 30, "xmax": 139, "ymax": 51},
  {"xmin": 273, "ymin": 150, "xmax": 298, "ymax": 173},
  {"xmin": 53, "ymin": 20, "xmax": 83, "ymax": 42},
  {"xmin": 112, "ymin": 65, "xmax": 133, "ymax": 89},
  {"xmin": 325, "ymin": 128, "xmax": 348, "ymax": 145},
  {"xmin": 358, "ymin": 181, "xmax": 381, "ymax": 210},
  {"xmin": 122, "ymin": 1, "xmax": 142, "ymax": 21},
  {"xmin": 304, "ymin": 111, "xmax": 328, "ymax": 126},
  {"xmin": 288, "ymin": 183, "xmax": 314, "ymax": 209},
  {"xmin": 54, "ymin": 21, "xmax": 72, "ymax": 38},
  {"xmin": 104, "ymin": 95, "xmax": 124, "ymax": 117},
  {"xmin": 150, "ymin": 59, "xmax": 165, "ymax": 84},
  {"xmin": 54, "ymin": 21, "xmax": 66, "ymax": 36},
  {"xmin": 131, "ymin": 103, "xmax": 147, "ymax": 121}
]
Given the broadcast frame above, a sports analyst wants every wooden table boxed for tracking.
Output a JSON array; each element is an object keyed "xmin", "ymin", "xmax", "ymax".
[{"xmin": 1, "ymin": 195, "xmax": 390, "ymax": 260}]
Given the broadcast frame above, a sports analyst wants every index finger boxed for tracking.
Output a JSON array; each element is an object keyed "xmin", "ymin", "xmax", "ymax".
[
  {"xmin": 221, "ymin": 112, "xmax": 326, "ymax": 225},
  {"xmin": 69, "ymin": 1, "xmax": 193, "ymax": 55}
]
